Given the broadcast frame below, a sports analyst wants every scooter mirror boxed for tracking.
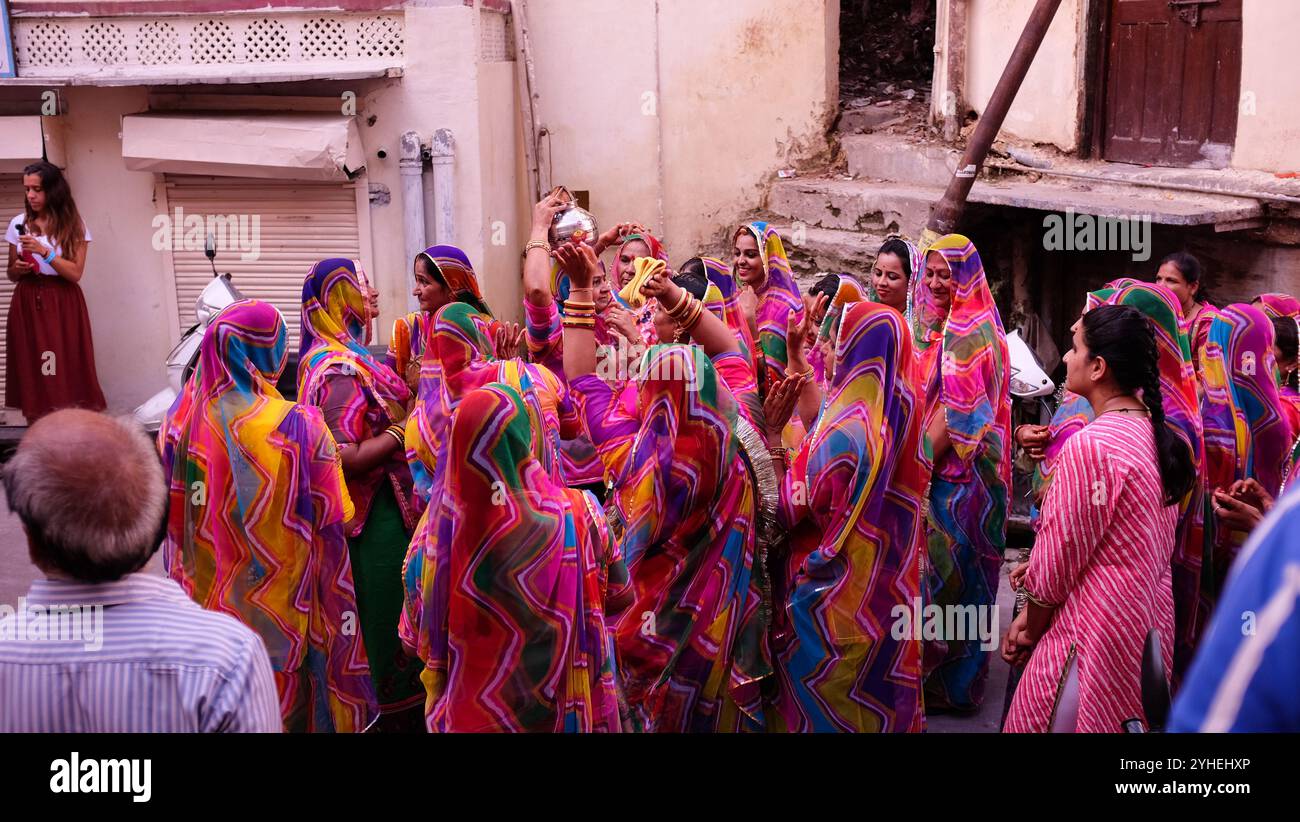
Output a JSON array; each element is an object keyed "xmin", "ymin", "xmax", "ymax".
[{"xmin": 204, "ymin": 232, "xmax": 216, "ymax": 260}]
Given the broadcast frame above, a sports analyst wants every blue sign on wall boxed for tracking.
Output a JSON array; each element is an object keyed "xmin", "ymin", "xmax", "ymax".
[{"xmin": 0, "ymin": 1, "xmax": 15, "ymax": 79}]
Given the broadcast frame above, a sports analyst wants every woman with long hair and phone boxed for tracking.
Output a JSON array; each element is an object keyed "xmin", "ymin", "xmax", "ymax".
[{"xmin": 4, "ymin": 160, "xmax": 105, "ymax": 421}]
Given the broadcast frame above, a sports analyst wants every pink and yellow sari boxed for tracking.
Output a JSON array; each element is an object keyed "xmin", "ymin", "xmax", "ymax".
[
  {"xmin": 773, "ymin": 301, "xmax": 927, "ymax": 732},
  {"xmin": 911, "ymin": 234, "xmax": 1011, "ymax": 711},
  {"xmin": 570, "ymin": 345, "xmax": 772, "ymax": 731},
  {"xmin": 420, "ymin": 383, "xmax": 624, "ymax": 732},
  {"xmin": 160, "ymin": 299, "xmax": 376, "ymax": 732}
]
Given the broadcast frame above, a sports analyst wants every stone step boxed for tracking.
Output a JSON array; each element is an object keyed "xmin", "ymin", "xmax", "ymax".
[
  {"xmin": 765, "ymin": 222, "xmax": 890, "ymax": 285},
  {"xmin": 842, "ymin": 133, "xmax": 960, "ymax": 188},
  {"xmin": 768, "ymin": 178, "xmax": 938, "ymax": 237}
]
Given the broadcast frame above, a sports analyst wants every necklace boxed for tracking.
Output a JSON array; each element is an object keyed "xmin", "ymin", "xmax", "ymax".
[{"xmin": 1100, "ymin": 407, "xmax": 1148, "ymax": 416}]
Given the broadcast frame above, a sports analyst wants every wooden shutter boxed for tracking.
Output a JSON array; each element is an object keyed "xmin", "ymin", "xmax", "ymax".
[{"xmin": 163, "ymin": 175, "xmax": 362, "ymax": 353}]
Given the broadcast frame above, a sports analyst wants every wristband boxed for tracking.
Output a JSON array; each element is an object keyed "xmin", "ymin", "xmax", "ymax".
[{"xmin": 42, "ymin": 249, "xmax": 57, "ymax": 265}]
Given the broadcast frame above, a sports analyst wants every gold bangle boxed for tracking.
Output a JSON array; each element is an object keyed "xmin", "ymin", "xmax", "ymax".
[
  {"xmin": 786, "ymin": 366, "xmax": 814, "ymax": 380},
  {"xmin": 674, "ymin": 296, "xmax": 704, "ymax": 330},
  {"xmin": 665, "ymin": 291, "xmax": 694, "ymax": 320},
  {"xmin": 524, "ymin": 240, "xmax": 551, "ymax": 255},
  {"xmin": 664, "ymin": 287, "xmax": 690, "ymax": 317}
]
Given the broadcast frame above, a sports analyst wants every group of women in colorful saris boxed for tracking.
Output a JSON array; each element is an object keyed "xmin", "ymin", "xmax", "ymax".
[
  {"xmin": 1003, "ymin": 252, "xmax": 1300, "ymax": 731},
  {"xmin": 149, "ymin": 180, "xmax": 1299, "ymax": 732}
]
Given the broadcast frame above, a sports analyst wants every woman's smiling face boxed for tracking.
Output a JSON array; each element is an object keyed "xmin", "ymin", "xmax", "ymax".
[
  {"xmin": 925, "ymin": 251, "xmax": 953, "ymax": 312},
  {"xmin": 733, "ymin": 231, "xmax": 764, "ymax": 288},
  {"xmin": 872, "ymin": 251, "xmax": 908, "ymax": 311}
]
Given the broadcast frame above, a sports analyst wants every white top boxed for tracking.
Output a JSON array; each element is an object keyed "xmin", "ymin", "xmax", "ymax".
[{"xmin": 6, "ymin": 213, "xmax": 92, "ymax": 277}]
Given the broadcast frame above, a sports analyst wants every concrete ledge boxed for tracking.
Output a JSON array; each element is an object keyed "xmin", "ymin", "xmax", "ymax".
[
  {"xmin": 766, "ymin": 222, "xmax": 889, "ymax": 282},
  {"xmin": 770, "ymin": 175, "xmax": 1263, "ymax": 236},
  {"xmin": 843, "ymin": 133, "xmax": 959, "ymax": 188},
  {"xmin": 769, "ymin": 179, "xmax": 936, "ymax": 235}
]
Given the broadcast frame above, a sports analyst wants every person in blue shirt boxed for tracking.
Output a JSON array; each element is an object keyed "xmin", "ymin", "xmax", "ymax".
[{"xmin": 1170, "ymin": 485, "xmax": 1300, "ymax": 732}]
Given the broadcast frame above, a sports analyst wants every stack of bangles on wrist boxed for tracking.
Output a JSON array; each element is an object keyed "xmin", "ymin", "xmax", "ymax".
[
  {"xmin": 769, "ymin": 446, "xmax": 791, "ymax": 466},
  {"xmin": 562, "ymin": 295, "xmax": 597, "ymax": 330},
  {"xmin": 384, "ymin": 424, "xmax": 405, "ymax": 448},
  {"xmin": 664, "ymin": 288, "xmax": 704, "ymax": 331}
]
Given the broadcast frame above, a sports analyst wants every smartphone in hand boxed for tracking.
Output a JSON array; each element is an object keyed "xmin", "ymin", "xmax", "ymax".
[{"xmin": 14, "ymin": 222, "xmax": 42, "ymax": 269}]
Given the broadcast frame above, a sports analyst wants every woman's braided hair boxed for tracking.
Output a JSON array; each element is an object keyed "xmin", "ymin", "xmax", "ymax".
[{"xmin": 1082, "ymin": 304, "xmax": 1196, "ymax": 505}]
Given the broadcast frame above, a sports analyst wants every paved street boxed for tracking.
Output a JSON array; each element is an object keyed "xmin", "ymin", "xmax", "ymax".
[{"xmin": 926, "ymin": 552, "xmax": 1018, "ymax": 733}]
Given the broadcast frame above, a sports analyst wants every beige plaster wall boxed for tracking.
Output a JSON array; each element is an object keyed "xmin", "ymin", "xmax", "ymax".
[
  {"xmin": 526, "ymin": 0, "xmax": 838, "ymax": 261},
  {"xmin": 958, "ymin": 0, "xmax": 1085, "ymax": 153},
  {"xmin": 1231, "ymin": 0, "xmax": 1300, "ymax": 172}
]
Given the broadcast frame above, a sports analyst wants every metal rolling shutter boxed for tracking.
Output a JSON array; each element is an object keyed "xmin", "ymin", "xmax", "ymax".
[
  {"xmin": 164, "ymin": 176, "xmax": 362, "ymax": 353},
  {"xmin": 0, "ymin": 176, "xmax": 26, "ymax": 414}
]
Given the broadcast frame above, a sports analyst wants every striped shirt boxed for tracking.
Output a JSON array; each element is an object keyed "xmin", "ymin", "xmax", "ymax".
[
  {"xmin": 1003, "ymin": 413, "xmax": 1178, "ymax": 732},
  {"xmin": 0, "ymin": 573, "xmax": 282, "ymax": 732},
  {"xmin": 1170, "ymin": 487, "xmax": 1300, "ymax": 732}
]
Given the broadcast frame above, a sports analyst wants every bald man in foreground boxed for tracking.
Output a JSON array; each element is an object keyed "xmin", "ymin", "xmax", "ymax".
[{"xmin": 0, "ymin": 409, "xmax": 282, "ymax": 732}]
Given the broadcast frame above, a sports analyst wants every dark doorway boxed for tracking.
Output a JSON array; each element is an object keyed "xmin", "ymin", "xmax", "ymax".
[
  {"xmin": 839, "ymin": 0, "xmax": 936, "ymax": 110},
  {"xmin": 1100, "ymin": 0, "xmax": 1242, "ymax": 168}
]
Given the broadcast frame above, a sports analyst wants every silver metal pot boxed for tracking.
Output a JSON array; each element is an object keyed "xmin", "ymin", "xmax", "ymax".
[{"xmin": 549, "ymin": 204, "xmax": 599, "ymax": 247}]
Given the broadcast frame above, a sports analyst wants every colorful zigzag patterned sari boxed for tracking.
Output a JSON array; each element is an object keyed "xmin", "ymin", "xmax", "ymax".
[
  {"xmin": 570, "ymin": 345, "xmax": 771, "ymax": 731},
  {"xmin": 1199, "ymin": 304, "xmax": 1294, "ymax": 609},
  {"xmin": 297, "ymin": 258, "xmax": 415, "ymax": 531},
  {"xmin": 421, "ymin": 383, "xmax": 624, "ymax": 732},
  {"xmin": 400, "ymin": 302, "xmax": 574, "ymax": 658},
  {"xmin": 735, "ymin": 221, "xmax": 805, "ymax": 392},
  {"xmin": 773, "ymin": 301, "xmax": 927, "ymax": 732},
  {"xmin": 160, "ymin": 299, "xmax": 377, "ymax": 732},
  {"xmin": 911, "ymin": 233, "xmax": 1011, "ymax": 711},
  {"xmin": 1256, "ymin": 293, "xmax": 1300, "ymax": 495}
]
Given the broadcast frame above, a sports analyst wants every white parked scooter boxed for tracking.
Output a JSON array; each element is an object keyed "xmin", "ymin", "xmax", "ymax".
[
  {"xmin": 1007, "ymin": 328, "xmax": 1054, "ymax": 401},
  {"xmin": 133, "ymin": 235, "xmax": 289, "ymax": 433}
]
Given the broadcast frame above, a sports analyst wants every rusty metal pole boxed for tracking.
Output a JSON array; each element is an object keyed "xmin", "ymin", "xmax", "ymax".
[{"xmin": 921, "ymin": 0, "xmax": 1064, "ymax": 248}]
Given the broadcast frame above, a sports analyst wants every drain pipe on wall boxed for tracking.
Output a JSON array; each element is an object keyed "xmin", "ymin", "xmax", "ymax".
[
  {"xmin": 429, "ymin": 128, "xmax": 456, "ymax": 244},
  {"xmin": 400, "ymin": 129, "xmax": 426, "ymax": 313}
]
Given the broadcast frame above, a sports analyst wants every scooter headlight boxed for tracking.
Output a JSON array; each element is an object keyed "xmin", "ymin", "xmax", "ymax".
[{"xmin": 1010, "ymin": 376, "xmax": 1037, "ymax": 396}]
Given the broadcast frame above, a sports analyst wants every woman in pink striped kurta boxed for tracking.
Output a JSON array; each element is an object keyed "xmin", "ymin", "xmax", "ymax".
[{"xmin": 1003, "ymin": 304, "xmax": 1194, "ymax": 733}]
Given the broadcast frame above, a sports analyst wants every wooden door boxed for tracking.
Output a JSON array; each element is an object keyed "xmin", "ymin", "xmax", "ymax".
[{"xmin": 1102, "ymin": 0, "xmax": 1242, "ymax": 167}]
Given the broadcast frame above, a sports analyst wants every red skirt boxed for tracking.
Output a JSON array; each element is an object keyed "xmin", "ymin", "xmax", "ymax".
[{"xmin": 5, "ymin": 276, "xmax": 107, "ymax": 422}]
